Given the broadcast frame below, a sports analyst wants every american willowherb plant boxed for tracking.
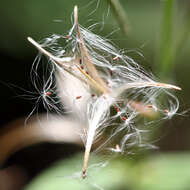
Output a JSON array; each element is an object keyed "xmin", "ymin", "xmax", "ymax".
[{"xmin": 27, "ymin": 6, "xmax": 181, "ymax": 178}]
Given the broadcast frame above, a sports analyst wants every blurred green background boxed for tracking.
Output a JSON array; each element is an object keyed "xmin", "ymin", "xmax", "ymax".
[{"xmin": 0, "ymin": 0, "xmax": 190, "ymax": 189}]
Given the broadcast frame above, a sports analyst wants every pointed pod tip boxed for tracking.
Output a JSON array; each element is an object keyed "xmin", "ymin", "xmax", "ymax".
[
  {"xmin": 170, "ymin": 85, "xmax": 182, "ymax": 91},
  {"xmin": 27, "ymin": 37, "xmax": 36, "ymax": 46},
  {"xmin": 74, "ymin": 5, "xmax": 78, "ymax": 10},
  {"xmin": 27, "ymin": 36, "xmax": 32, "ymax": 42},
  {"xmin": 155, "ymin": 82, "xmax": 182, "ymax": 91},
  {"xmin": 176, "ymin": 86, "xmax": 182, "ymax": 91},
  {"xmin": 74, "ymin": 5, "xmax": 78, "ymax": 14},
  {"xmin": 74, "ymin": 5, "xmax": 79, "ymax": 25},
  {"xmin": 27, "ymin": 37, "xmax": 42, "ymax": 52}
]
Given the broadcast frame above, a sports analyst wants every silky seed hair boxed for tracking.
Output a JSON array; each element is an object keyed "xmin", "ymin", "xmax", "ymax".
[{"xmin": 28, "ymin": 6, "xmax": 181, "ymax": 179}]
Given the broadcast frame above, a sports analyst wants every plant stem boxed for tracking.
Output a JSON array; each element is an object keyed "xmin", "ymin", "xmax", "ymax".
[
  {"xmin": 158, "ymin": 0, "xmax": 175, "ymax": 78},
  {"xmin": 175, "ymin": 3, "xmax": 190, "ymax": 56},
  {"xmin": 74, "ymin": 6, "xmax": 110, "ymax": 94},
  {"xmin": 106, "ymin": 0, "xmax": 130, "ymax": 35}
]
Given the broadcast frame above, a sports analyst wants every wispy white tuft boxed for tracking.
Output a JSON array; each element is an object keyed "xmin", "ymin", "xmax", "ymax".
[{"xmin": 27, "ymin": 5, "xmax": 181, "ymax": 179}]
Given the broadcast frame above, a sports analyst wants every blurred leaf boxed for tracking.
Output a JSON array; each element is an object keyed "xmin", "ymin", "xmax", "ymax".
[
  {"xmin": 136, "ymin": 153, "xmax": 190, "ymax": 190},
  {"xmin": 24, "ymin": 153, "xmax": 132, "ymax": 190},
  {"xmin": 25, "ymin": 152, "xmax": 190, "ymax": 190}
]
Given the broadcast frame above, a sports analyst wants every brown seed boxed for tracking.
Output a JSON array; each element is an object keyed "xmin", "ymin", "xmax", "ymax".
[
  {"xmin": 122, "ymin": 116, "xmax": 127, "ymax": 121},
  {"xmin": 113, "ymin": 56, "xmax": 119, "ymax": 61},
  {"xmin": 76, "ymin": 96, "xmax": 82, "ymax": 99},
  {"xmin": 110, "ymin": 69, "xmax": 113, "ymax": 76},
  {"xmin": 115, "ymin": 106, "xmax": 120, "ymax": 112},
  {"xmin": 46, "ymin": 91, "xmax": 52, "ymax": 96},
  {"xmin": 66, "ymin": 35, "xmax": 70, "ymax": 39}
]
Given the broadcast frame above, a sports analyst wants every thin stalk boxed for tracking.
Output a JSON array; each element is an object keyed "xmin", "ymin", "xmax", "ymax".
[
  {"xmin": 106, "ymin": 0, "xmax": 130, "ymax": 35},
  {"xmin": 82, "ymin": 128, "xmax": 95, "ymax": 179},
  {"xmin": 113, "ymin": 81, "xmax": 181, "ymax": 98},
  {"xmin": 158, "ymin": 0, "xmax": 175, "ymax": 78},
  {"xmin": 82, "ymin": 97, "xmax": 111, "ymax": 179},
  {"xmin": 174, "ymin": 3, "xmax": 190, "ymax": 57},
  {"xmin": 74, "ymin": 6, "xmax": 110, "ymax": 94},
  {"xmin": 28, "ymin": 37, "xmax": 104, "ymax": 94}
]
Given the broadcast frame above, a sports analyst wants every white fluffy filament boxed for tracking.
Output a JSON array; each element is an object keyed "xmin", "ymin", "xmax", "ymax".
[{"xmin": 27, "ymin": 5, "xmax": 181, "ymax": 179}]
